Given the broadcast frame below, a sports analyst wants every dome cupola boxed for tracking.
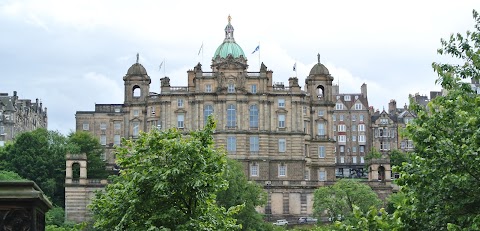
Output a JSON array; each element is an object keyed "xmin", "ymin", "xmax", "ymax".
[
  {"xmin": 213, "ymin": 15, "xmax": 246, "ymax": 59},
  {"xmin": 309, "ymin": 53, "xmax": 329, "ymax": 75}
]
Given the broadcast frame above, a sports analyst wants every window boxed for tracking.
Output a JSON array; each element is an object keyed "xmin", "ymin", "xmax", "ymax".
[
  {"xmin": 303, "ymin": 106, "xmax": 307, "ymax": 115},
  {"xmin": 100, "ymin": 152, "xmax": 106, "ymax": 161},
  {"xmin": 250, "ymin": 163, "xmax": 258, "ymax": 176},
  {"xmin": 380, "ymin": 141, "xmax": 390, "ymax": 150},
  {"xmin": 344, "ymin": 95, "xmax": 351, "ymax": 101},
  {"xmin": 278, "ymin": 139, "xmax": 286, "ymax": 152},
  {"xmin": 360, "ymin": 156, "xmax": 365, "ymax": 163},
  {"xmin": 278, "ymin": 114, "xmax": 286, "ymax": 128},
  {"xmin": 333, "ymin": 125, "xmax": 336, "ymax": 131},
  {"xmin": 133, "ymin": 87, "xmax": 141, "ymax": 97},
  {"xmin": 227, "ymin": 136, "xmax": 236, "ymax": 153},
  {"xmin": 338, "ymin": 135, "xmax": 346, "ymax": 142},
  {"xmin": 404, "ymin": 118, "xmax": 412, "ymax": 124},
  {"xmin": 358, "ymin": 124, "xmax": 365, "ymax": 131},
  {"xmin": 114, "ymin": 122, "xmax": 121, "ymax": 130},
  {"xmin": 228, "ymin": 83, "xmax": 235, "ymax": 93},
  {"xmin": 205, "ymin": 84, "xmax": 212, "ymax": 92},
  {"xmin": 114, "ymin": 135, "xmax": 121, "ymax": 145},
  {"xmin": 352, "ymin": 146, "xmax": 357, "ymax": 152},
  {"xmin": 133, "ymin": 122, "xmax": 140, "ymax": 137},
  {"xmin": 250, "ymin": 136, "xmax": 259, "ymax": 153},
  {"xmin": 227, "ymin": 104, "xmax": 236, "ymax": 127},
  {"xmin": 318, "ymin": 171, "xmax": 326, "ymax": 181},
  {"xmin": 340, "ymin": 157, "xmax": 345, "ymax": 163},
  {"xmin": 114, "ymin": 108, "xmax": 121, "ymax": 113},
  {"xmin": 100, "ymin": 122, "xmax": 107, "ymax": 130},
  {"xmin": 177, "ymin": 114, "xmax": 184, "ymax": 128},
  {"xmin": 352, "ymin": 156, "xmax": 357, "ymax": 163},
  {"xmin": 336, "ymin": 103, "xmax": 344, "ymax": 110},
  {"xmin": 340, "ymin": 115, "xmax": 344, "ymax": 121},
  {"xmin": 358, "ymin": 135, "xmax": 366, "ymax": 142},
  {"xmin": 318, "ymin": 109, "xmax": 324, "ymax": 117},
  {"xmin": 177, "ymin": 99, "xmax": 184, "ymax": 107},
  {"xmin": 83, "ymin": 123, "xmax": 89, "ymax": 131},
  {"xmin": 279, "ymin": 164, "xmax": 287, "ymax": 177},
  {"xmin": 359, "ymin": 115, "xmax": 364, "ymax": 122},
  {"xmin": 333, "ymin": 115, "xmax": 336, "ymax": 121},
  {"xmin": 352, "ymin": 135, "xmax": 356, "ymax": 141},
  {"xmin": 251, "ymin": 84, "xmax": 257, "ymax": 93},
  {"xmin": 133, "ymin": 109, "xmax": 139, "ymax": 116},
  {"xmin": 380, "ymin": 118, "xmax": 388, "ymax": 124},
  {"xmin": 407, "ymin": 140, "xmax": 414, "ymax": 148},
  {"xmin": 317, "ymin": 123, "xmax": 325, "ymax": 135},
  {"xmin": 249, "ymin": 105, "xmax": 259, "ymax": 128},
  {"xmin": 333, "ymin": 136, "xmax": 336, "ymax": 141},
  {"xmin": 318, "ymin": 146, "xmax": 325, "ymax": 158},
  {"xmin": 359, "ymin": 146, "xmax": 365, "ymax": 153},
  {"xmin": 204, "ymin": 105, "xmax": 214, "ymax": 125},
  {"xmin": 100, "ymin": 135, "xmax": 106, "ymax": 145},
  {"xmin": 352, "ymin": 115, "xmax": 356, "ymax": 121},
  {"xmin": 355, "ymin": 103, "xmax": 362, "ymax": 110},
  {"xmin": 336, "ymin": 95, "xmax": 340, "ymax": 100},
  {"xmin": 340, "ymin": 146, "xmax": 345, "ymax": 153},
  {"xmin": 151, "ymin": 106, "xmax": 155, "ymax": 116},
  {"xmin": 0, "ymin": 126, "xmax": 3, "ymax": 134},
  {"xmin": 352, "ymin": 125, "xmax": 357, "ymax": 131},
  {"xmin": 338, "ymin": 124, "xmax": 346, "ymax": 132},
  {"xmin": 278, "ymin": 99, "xmax": 285, "ymax": 108}
]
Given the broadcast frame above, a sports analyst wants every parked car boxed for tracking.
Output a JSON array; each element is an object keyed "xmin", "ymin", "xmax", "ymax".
[
  {"xmin": 273, "ymin": 219, "xmax": 289, "ymax": 226},
  {"xmin": 298, "ymin": 217, "xmax": 318, "ymax": 224}
]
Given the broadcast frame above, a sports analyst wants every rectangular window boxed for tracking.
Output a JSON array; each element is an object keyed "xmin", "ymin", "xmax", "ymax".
[
  {"xmin": 340, "ymin": 115, "xmax": 344, "ymax": 121},
  {"xmin": 360, "ymin": 145, "xmax": 365, "ymax": 153},
  {"xmin": 133, "ymin": 122, "xmax": 140, "ymax": 137},
  {"xmin": 114, "ymin": 135, "xmax": 121, "ymax": 145},
  {"xmin": 114, "ymin": 122, "xmax": 121, "ymax": 130},
  {"xmin": 352, "ymin": 125, "xmax": 357, "ymax": 131},
  {"xmin": 83, "ymin": 123, "xmax": 89, "ymax": 131},
  {"xmin": 205, "ymin": 84, "xmax": 212, "ymax": 92},
  {"xmin": 333, "ymin": 125, "xmax": 336, "ymax": 131},
  {"xmin": 340, "ymin": 156, "xmax": 345, "ymax": 163},
  {"xmin": 100, "ymin": 122, "xmax": 107, "ymax": 130},
  {"xmin": 227, "ymin": 136, "xmax": 236, "ymax": 153},
  {"xmin": 133, "ymin": 109, "xmax": 139, "ymax": 116},
  {"xmin": 340, "ymin": 145, "xmax": 345, "ymax": 153},
  {"xmin": 279, "ymin": 164, "xmax": 287, "ymax": 177},
  {"xmin": 177, "ymin": 114, "xmax": 184, "ymax": 128},
  {"xmin": 338, "ymin": 124, "xmax": 346, "ymax": 132},
  {"xmin": 358, "ymin": 124, "xmax": 365, "ymax": 131},
  {"xmin": 352, "ymin": 156, "xmax": 357, "ymax": 163},
  {"xmin": 359, "ymin": 135, "xmax": 366, "ymax": 142},
  {"xmin": 352, "ymin": 115, "xmax": 356, "ymax": 121},
  {"xmin": 380, "ymin": 118, "xmax": 388, "ymax": 124},
  {"xmin": 360, "ymin": 156, "xmax": 365, "ymax": 163},
  {"xmin": 177, "ymin": 99, "xmax": 184, "ymax": 107},
  {"xmin": 278, "ymin": 114, "xmax": 286, "ymax": 128},
  {"xmin": 338, "ymin": 135, "xmax": 346, "ymax": 142},
  {"xmin": 355, "ymin": 103, "xmax": 362, "ymax": 110},
  {"xmin": 100, "ymin": 135, "xmax": 106, "ymax": 145},
  {"xmin": 303, "ymin": 106, "xmax": 307, "ymax": 115},
  {"xmin": 360, "ymin": 115, "xmax": 364, "ymax": 122},
  {"xmin": 251, "ymin": 84, "xmax": 257, "ymax": 93},
  {"xmin": 333, "ymin": 115, "xmax": 336, "ymax": 121},
  {"xmin": 344, "ymin": 95, "xmax": 351, "ymax": 101},
  {"xmin": 278, "ymin": 99, "xmax": 285, "ymax": 108},
  {"xmin": 317, "ymin": 123, "xmax": 325, "ymax": 135},
  {"xmin": 336, "ymin": 103, "xmax": 344, "ymax": 110},
  {"xmin": 114, "ymin": 108, "xmax": 121, "ymax": 113},
  {"xmin": 250, "ymin": 164, "xmax": 258, "ymax": 176},
  {"xmin": 0, "ymin": 126, "xmax": 4, "ymax": 134},
  {"xmin": 352, "ymin": 135, "xmax": 356, "ymax": 141},
  {"xmin": 352, "ymin": 146, "xmax": 357, "ymax": 152},
  {"xmin": 318, "ymin": 109, "xmax": 324, "ymax": 117},
  {"xmin": 319, "ymin": 171, "xmax": 326, "ymax": 181},
  {"xmin": 318, "ymin": 146, "xmax": 325, "ymax": 158},
  {"xmin": 250, "ymin": 136, "xmax": 259, "ymax": 153},
  {"xmin": 278, "ymin": 139, "xmax": 286, "ymax": 152},
  {"xmin": 228, "ymin": 83, "xmax": 235, "ymax": 93}
]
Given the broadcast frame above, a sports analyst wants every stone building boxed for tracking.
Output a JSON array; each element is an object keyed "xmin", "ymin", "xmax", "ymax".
[
  {"xmin": 0, "ymin": 91, "xmax": 48, "ymax": 146},
  {"xmin": 332, "ymin": 84, "xmax": 371, "ymax": 179},
  {"xmin": 72, "ymin": 17, "xmax": 338, "ymax": 221}
]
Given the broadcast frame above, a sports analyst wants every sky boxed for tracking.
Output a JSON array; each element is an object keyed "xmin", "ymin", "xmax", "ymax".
[{"xmin": 1, "ymin": 0, "xmax": 478, "ymax": 135}]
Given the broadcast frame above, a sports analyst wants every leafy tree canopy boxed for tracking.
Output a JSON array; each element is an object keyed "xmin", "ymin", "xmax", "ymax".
[
  {"xmin": 0, "ymin": 170, "xmax": 27, "ymax": 181},
  {"xmin": 90, "ymin": 117, "xmax": 241, "ymax": 230},
  {"xmin": 67, "ymin": 131, "xmax": 108, "ymax": 179}
]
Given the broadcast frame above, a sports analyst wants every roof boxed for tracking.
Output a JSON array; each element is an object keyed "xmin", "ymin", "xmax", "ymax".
[{"xmin": 213, "ymin": 16, "xmax": 245, "ymax": 59}]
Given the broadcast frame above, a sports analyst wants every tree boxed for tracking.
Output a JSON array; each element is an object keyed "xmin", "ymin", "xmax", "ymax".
[
  {"xmin": 216, "ymin": 159, "xmax": 270, "ymax": 231},
  {"xmin": 313, "ymin": 179, "xmax": 382, "ymax": 222},
  {"xmin": 67, "ymin": 131, "xmax": 108, "ymax": 179},
  {"xmin": 389, "ymin": 149, "xmax": 409, "ymax": 168},
  {"xmin": 90, "ymin": 118, "xmax": 240, "ymax": 230},
  {"xmin": 0, "ymin": 170, "xmax": 26, "ymax": 181},
  {"xmin": 395, "ymin": 9, "xmax": 480, "ymax": 230},
  {"xmin": 2, "ymin": 128, "xmax": 67, "ymax": 206}
]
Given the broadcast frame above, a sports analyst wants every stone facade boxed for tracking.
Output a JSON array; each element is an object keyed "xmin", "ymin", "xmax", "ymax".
[{"xmin": 0, "ymin": 91, "xmax": 48, "ymax": 146}]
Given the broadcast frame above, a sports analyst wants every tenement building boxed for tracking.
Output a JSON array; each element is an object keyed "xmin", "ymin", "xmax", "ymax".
[
  {"xmin": 332, "ymin": 84, "xmax": 371, "ymax": 179},
  {"xmin": 72, "ymin": 17, "xmax": 338, "ymax": 221},
  {"xmin": 0, "ymin": 91, "xmax": 48, "ymax": 146}
]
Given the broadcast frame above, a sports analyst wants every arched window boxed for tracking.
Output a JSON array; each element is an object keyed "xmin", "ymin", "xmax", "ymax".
[
  {"xmin": 227, "ymin": 104, "xmax": 236, "ymax": 127},
  {"xmin": 378, "ymin": 166, "xmax": 386, "ymax": 181},
  {"xmin": 133, "ymin": 86, "xmax": 141, "ymax": 97},
  {"xmin": 317, "ymin": 85, "xmax": 325, "ymax": 98},
  {"xmin": 249, "ymin": 105, "xmax": 259, "ymax": 128},
  {"xmin": 72, "ymin": 162, "xmax": 80, "ymax": 181},
  {"xmin": 204, "ymin": 105, "xmax": 214, "ymax": 125}
]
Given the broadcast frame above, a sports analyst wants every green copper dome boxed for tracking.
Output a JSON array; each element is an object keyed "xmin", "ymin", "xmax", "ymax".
[{"xmin": 213, "ymin": 15, "xmax": 245, "ymax": 59}]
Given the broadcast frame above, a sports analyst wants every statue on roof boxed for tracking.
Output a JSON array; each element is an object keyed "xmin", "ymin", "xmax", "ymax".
[
  {"xmin": 228, "ymin": 15, "xmax": 232, "ymax": 23},
  {"xmin": 317, "ymin": 53, "xmax": 320, "ymax": 64},
  {"xmin": 136, "ymin": 53, "xmax": 139, "ymax": 63}
]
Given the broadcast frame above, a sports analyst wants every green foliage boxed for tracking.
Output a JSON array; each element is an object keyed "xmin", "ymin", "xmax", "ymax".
[
  {"xmin": 333, "ymin": 206, "xmax": 403, "ymax": 231},
  {"xmin": 2, "ymin": 128, "xmax": 67, "ymax": 206},
  {"xmin": 216, "ymin": 159, "xmax": 269, "ymax": 231},
  {"xmin": 313, "ymin": 179, "xmax": 382, "ymax": 222},
  {"xmin": 0, "ymin": 170, "xmax": 27, "ymax": 181},
  {"xmin": 389, "ymin": 149, "xmax": 409, "ymax": 168},
  {"xmin": 67, "ymin": 131, "xmax": 108, "ymax": 179},
  {"xmin": 90, "ymin": 117, "xmax": 240, "ymax": 230},
  {"xmin": 395, "ymin": 9, "xmax": 480, "ymax": 230},
  {"xmin": 385, "ymin": 192, "xmax": 406, "ymax": 214},
  {"xmin": 46, "ymin": 207, "xmax": 66, "ymax": 227}
]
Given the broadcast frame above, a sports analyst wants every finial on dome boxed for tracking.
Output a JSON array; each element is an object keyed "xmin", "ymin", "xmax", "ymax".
[
  {"xmin": 317, "ymin": 53, "xmax": 320, "ymax": 64},
  {"xmin": 228, "ymin": 15, "xmax": 232, "ymax": 24},
  {"xmin": 136, "ymin": 53, "xmax": 139, "ymax": 64}
]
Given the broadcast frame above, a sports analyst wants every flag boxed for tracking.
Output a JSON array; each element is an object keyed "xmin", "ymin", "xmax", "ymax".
[
  {"xmin": 159, "ymin": 61, "xmax": 164, "ymax": 71},
  {"xmin": 198, "ymin": 43, "xmax": 203, "ymax": 56},
  {"xmin": 252, "ymin": 45, "xmax": 260, "ymax": 54},
  {"xmin": 293, "ymin": 63, "xmax": 296, "ymax": 71}
]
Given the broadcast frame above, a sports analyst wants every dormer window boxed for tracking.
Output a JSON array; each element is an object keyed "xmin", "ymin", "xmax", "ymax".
[{"xmin": 344, "ymin": 95, "xmax": 351, "ymax": 101}]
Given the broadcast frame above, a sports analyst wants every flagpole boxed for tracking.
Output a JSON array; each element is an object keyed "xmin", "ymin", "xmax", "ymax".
[
  {"xmin": 295, "ymin": 60, "xmax": 297, "ymax": 78},
  {"xmin": 164, "ymin": 59, "xmax": 166, "ymax": 77},
  {"xmin": 202, "ymin": 42, "xmax": 204, "ymax": 66},
  {"xmin": 258, "ymin": 41, "xmax": 261, "ymax": 69}
]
